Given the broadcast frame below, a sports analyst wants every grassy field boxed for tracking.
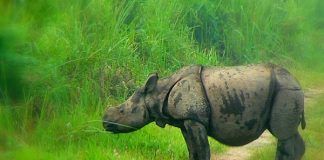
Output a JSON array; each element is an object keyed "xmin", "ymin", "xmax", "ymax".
[{"xmin": 0, "ymin": 0, "xmax": 323, "ymax": 159}]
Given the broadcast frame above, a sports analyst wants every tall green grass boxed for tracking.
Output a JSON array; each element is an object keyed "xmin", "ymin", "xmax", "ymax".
[{"xmin": 1, "ymin": 0, "xmax": 323, "ymax": 159}]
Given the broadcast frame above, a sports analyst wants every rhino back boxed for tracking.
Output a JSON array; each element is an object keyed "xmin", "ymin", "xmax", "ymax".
[{"xmin": 202, "ymin": 64, "xmax": 274, "ymax": 145}]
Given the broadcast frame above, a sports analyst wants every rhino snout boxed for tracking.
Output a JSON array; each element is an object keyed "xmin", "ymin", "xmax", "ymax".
[
  {"xmin": 102, "ymin": 112, "xmax": 113, "ymax": 131},
  {"xmin": 102, "ymin": 106, "xmax": 138, "ymax": 133},
  {"xmin": 102, "ymin": 108, "xmax": 118, "ymax": 131}
]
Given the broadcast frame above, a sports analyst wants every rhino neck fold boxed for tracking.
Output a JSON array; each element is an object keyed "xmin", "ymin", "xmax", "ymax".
[
  {"xmin": 147, "ymin": 77, "xmax": 184, "ymax": 127},
  {"xmin": 147, "ymin": 65, "xmax": 203, "ymax": 127},
  {"xmin": 199, "ymin": 66, "xmax": 212, "ymax": 129}
]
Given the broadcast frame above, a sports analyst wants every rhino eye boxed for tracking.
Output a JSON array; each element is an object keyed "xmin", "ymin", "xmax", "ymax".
[{"xmin": 119, "ymin": 108, "xmax": 124, "ymax": 113}]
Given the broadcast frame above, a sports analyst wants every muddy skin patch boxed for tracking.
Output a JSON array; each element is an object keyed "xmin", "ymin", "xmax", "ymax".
[
  {"xmin": 173, "ymin": 93, "xmax": 182, "ymax": 108},
  {"xmin": 244, "ymin": 119, "xmax": 257, "ymax": 130},
  {"xmin": 170, "ymin": 91, "xmax": 175, "ymax": 97},
  {"xmin": 225, "ymin": 81, "xmax": 229, "ymax": 90},
  {"xmin": 219, "ymin": 114, "xmax": 228, "ymax": 123},
  {"xmin": 220, "ymin": 92, "xmax": 246, "ymax": 116},
  {"xmin": 211, "ymin": 83, "xmax": 217, "ymax": 90}
]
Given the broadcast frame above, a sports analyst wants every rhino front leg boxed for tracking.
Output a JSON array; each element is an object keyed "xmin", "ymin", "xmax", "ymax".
[{"xmin": 181, "ymin": 120, "xmax": 210, "ymax": 160}]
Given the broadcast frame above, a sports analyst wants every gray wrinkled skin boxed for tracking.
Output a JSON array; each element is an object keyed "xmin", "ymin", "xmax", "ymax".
[{"xmin": 103, "ymin": 64, "xmax": 306, "ymax": 160}]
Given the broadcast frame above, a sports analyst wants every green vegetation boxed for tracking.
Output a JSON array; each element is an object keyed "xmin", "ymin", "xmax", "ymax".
[{"xmin": 0, "ymin": 0, "xmax": 323, "ymax": 159}]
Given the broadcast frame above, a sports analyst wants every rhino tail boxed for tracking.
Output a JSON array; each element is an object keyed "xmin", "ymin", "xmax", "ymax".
[{"xmin": 301, "ymin": 110, "xmax": 306, "ymax": 130}]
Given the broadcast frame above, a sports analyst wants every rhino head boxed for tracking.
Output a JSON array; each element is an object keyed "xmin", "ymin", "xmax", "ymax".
[{"xmin": 102, "ymin": 74, "xmax": 159, "ymax": 133}]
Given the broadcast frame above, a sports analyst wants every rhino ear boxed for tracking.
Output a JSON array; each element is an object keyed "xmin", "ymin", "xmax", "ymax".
[{"xmin": 144, "ymin": 73, "xmax": 158, "ymax": 93}]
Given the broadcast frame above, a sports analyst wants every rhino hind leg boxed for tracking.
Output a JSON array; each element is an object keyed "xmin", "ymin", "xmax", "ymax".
[
  {"xmin": 275, "ymin": 133, "xmax": 305, "ymax": 160},
  {"xmin": 269, "ymin": 89, "xmax": 305, "ymax": 160}
]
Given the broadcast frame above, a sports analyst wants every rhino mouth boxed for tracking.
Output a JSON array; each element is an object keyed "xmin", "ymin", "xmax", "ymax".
[
  {"xmin": 103, "ymin": 123, "xmax": 117, "ymax": 132},
  {"xmin": 103, "ymin": 120, "xmax": 137, "ymax": 133}
]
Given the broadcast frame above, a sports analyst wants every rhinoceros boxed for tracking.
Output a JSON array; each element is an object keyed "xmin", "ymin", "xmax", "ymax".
[{"xmin": 102, "ymin": 64, "xmax": 306, "ymax": 160}]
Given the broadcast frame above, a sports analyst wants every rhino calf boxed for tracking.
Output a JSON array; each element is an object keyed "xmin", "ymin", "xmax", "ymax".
[{"xmin": 102, "ymin": 64, "xmax": 306, "ymax": 160}]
